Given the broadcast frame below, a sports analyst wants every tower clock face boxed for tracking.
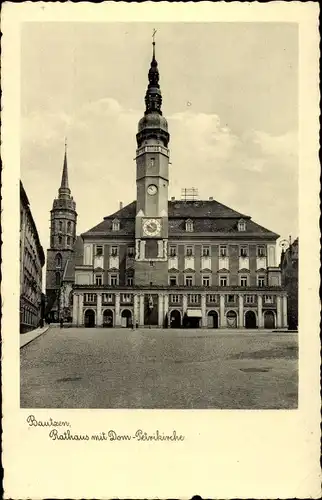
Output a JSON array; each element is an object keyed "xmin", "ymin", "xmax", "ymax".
[
  {"xmin": 143, "ymin": 218, "xmax": 162, "ymax": 237},
  {"xmin": 147, "ymin": 184, "xmax": 158, "ymax": 196}
]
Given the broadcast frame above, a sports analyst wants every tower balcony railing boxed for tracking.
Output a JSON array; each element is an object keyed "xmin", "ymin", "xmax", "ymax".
[{"xmin": 136, "ymin": 145, "xmax": 169, "ymax": 157}]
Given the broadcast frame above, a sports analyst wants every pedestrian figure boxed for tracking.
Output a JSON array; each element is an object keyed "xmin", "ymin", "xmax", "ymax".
[{"xmin": 60, "ymin": 318, "xmax": 63, "ymax": 328}]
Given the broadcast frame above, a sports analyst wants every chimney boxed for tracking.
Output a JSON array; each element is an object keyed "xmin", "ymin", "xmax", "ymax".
[
  {"xmin": 119, "ymin": 201, "xmax": 123, "ymax": 210},
  {"xmin": 209, "ymin": 196, "xmax": 213, "ymax": 201},
  {"xmin": 171, "ymin": 196, "xmax": 175, "ymax": 201}
]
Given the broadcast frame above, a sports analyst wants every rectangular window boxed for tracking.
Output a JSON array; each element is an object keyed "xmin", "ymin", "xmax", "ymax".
[
  {"xmin": 245, "ymin": 295, "xmax": 255, "ymax": 304},
  {"xmin": 169, "ymin": 245, "xmax": 177, "ymax": 257},
  {"xmin": 240, "ymin": 245, "xmax": 248, "ymax": 257},
  {"xmin": 110, "ymin": 274, "xmax": 118, "ymax": 286},
  {"xmin": 219, "ymin": 245, "xmax": 228, "ymax": 257},
  {"xmin": 121, "ymin": 294, "xmax": 132, "ymax": 303},
  {"xmin": 127, "ymin": 276, "xmax": 134, "ymax": 286},
  {"xmin": 111, "ymin": 246, "xmax": 118, "ymax": 257},
  {"xmin": 169, "ymin": 275, "xmax": 177, "ymax": 286},
  {"xmin": 264, "ymin": 295, "xmax": 273, "ymax": 304},
  {"xmin": 95, "ymin": 274, "xmax": 103, "ymax": 285},
  {"xmin": 103, "ymin": 293, "xmax": 113, "ymax": 303},
  {"xmin": 240, "ymin": 276, "xmax": 248, "ymax": 287},
  {"xmin": 219, "ymin": 275, "xmax": 228, "ymax": 286},
  {"xmin": 188, "ymin": 294, "xmax": 200, "ymax": 304},
  {"xmin": 227, "ymin": 294, "xmax": 236, "ymax": 303},
  {"xmin": 257, "ymin": 245, "xmax": 266, "ymax": 257},
  {"xmin": 207, "ymin": 294, "xmax": 217, "ymax": 303},
  {"xmin": 127, "ymin": 247, "xmax": 134, "ymax": 257},
  {"xmin": 186, "ymin": 246, "xmax": 193, "ymax": 257},
  {"xmin": 202, "ymin": 246, "xmax": 210, "ymax": 257},
  {"xmin": 185, "ymin": 275, "xmax": 193, "ymax": 287},
  {"xmin": 170, "ymin": 294, "xmax": 181, "ymax": 303},
  {"xmin": 96, "ymin": 245, "xmax": 103, "ymax": 256},
  {"xmin": 202, "ymin": 275, "xmax": 210, "ymax": 287},
  {"xmin": 84, "ymin": 293, "xmax": 96, "ymax": 303},
  {"xmin": 258, "ymin": 275, "xmax": 265, "ymax": 287}
]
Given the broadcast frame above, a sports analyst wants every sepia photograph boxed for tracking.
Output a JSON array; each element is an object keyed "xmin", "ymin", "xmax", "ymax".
[
  {"xmin": 19, "ymin": 21, "xmax": 300, "ymax": 409},
  {"xmin": 2, "ymin": 3, "xmax": 320, "ymax": 499}
]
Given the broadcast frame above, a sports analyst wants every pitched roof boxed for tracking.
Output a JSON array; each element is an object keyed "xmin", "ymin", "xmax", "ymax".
[
  {"xmin": 63, "ymin": 236, "xmax": 84, "ymax": 281},
  {"xmin": 82, "ymin": 200, "xmax": 278, "ymax": 238}
]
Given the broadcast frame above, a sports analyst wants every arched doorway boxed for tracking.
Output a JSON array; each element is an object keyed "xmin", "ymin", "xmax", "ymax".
[
  {"xmin": 121, "ymin": 309, "xmax": 132, "ymax": 328},
  {"xmin": 170, "ymin": 310, "xmax": 181, "ymax": 328},
  {"xmin": 207, "ymin": 310, "xmax": 219, "ymax": 328},
  {"xmin": 84, "ymin": 309, "xmax": 95, "ymax": 328},
  {"xmin": 245, "ymin": 310, "xmax": 257, "ymax": 329},
  {"xmin": 226, "ymin": 310, "xmax": 238, "ymax": 329},
  {"xmin": 264, "ymin": 310, "xmax": 275, "ymax": 329},
  {"xmin": 103, "ymin": 309, "xmax": 114, "ymax": 328}
]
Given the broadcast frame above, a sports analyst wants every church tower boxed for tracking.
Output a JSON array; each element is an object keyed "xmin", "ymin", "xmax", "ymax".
[
  {"xmin": 134, "ymin": 37, "xmax": 170, "ymax": 287},
  {"xmin": 45, "ymin": 143, "xmax": 77, "ymax": 321}
]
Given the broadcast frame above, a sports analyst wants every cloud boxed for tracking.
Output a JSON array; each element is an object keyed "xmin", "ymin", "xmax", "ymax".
[{"xmin": 21, "ymin": 98, "xmax": 298, "ymax": 269}]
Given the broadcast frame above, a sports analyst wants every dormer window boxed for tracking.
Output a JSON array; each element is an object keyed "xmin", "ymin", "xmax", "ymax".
[
  {"xmin": 238, "ymin": 219, "xmax": 246, "ymax": 232},
  {"xmin": 112, "ymin": 218, "xmax": 120, "ymax": 232},
  {"xmin": 185, "ymin": 219, "xmax": 194, "ymax": 232}
]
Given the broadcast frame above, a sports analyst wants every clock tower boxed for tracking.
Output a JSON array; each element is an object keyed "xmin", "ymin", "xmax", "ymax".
[{"xmin": 134, "ymin": 38, "xmax": 170, "ymax": 286}]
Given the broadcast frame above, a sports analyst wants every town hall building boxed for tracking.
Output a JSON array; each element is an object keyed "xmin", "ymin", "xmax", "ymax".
[{"xmin": 47, "ymin": 41, "xmax": 288, "ymax": 330}]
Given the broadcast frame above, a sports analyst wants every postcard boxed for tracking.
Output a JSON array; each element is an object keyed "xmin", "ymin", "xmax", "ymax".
[{"xmin": 2, "ymin": 1, "xmax": 321, "ymax": 498}]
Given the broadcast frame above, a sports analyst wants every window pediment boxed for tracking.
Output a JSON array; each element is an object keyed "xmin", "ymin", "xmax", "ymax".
[{"xmin": 217, "ymin": 268, "xmax": 230, "ymax": 273}]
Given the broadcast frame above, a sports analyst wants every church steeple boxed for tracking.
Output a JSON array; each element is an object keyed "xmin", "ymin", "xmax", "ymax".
[
  {"xmin": 58, "ymin": 139, "xmax": 71, "ymax": 200},
  {"xmin": 145, "ymin": 33, "xmax": 163, "ymax": 115},
  {"xmin": 137, "ymin": 33, "xmax": 169, "ymax": 149}
]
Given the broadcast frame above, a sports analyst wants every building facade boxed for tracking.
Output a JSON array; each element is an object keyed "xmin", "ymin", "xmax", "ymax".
[
  {"xmin": 280, "ymin": 238, "xmax": 298, "ymax": 330},
  {"xmin": 20, "ymin": 181, "xmax": 45, "ymax": 333},
  {"xmin": 45, "ymin": 146, "xmax": 77, "ymax": 322},
  {"xmin": 72, "ymin": 42, "xmax": 288, "ymax": 330}
]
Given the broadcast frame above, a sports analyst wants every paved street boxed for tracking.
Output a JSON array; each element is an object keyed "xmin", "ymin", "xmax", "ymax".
[{"xmin": 20, "ymin": 327, "xmax": 298, "ymax": 409}]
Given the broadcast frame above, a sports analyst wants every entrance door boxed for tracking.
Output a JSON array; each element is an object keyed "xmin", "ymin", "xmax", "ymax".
[
  {"xmin": 121, "ymin": 309, "xmax": 132, "ymax": 328},
  {"xmin": 208, "ymin": 310, "xmax": 219, "ymax": 328},
  {"xmin": 264, "ymin": 310, "xmax": 275, "ymax": 329},
  {"xmin": 170, "ymin": 310, "xmax": 181, "ymax": 328},
  {"xmin": 245, "ymin": 310, "xmax": 257, "ymax": 329},
  {"xmin": 188, "ymin": 317, "xmax": 201, "ymax": 328},
  {"xmin": 226, "ymin": 310, "xmax": 237, "ymax": 328},
  {"xmin": 84, "ymin": 309, "xmax": 95, "ymax": 328},
  {"xmin": 103, "ymin": 309, "xmax": 113, "ymax": 328}
]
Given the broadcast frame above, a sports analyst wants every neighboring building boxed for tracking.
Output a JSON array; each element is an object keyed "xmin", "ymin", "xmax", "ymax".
[
  {"xmin": 70, "ymin": 41, "xmax": 287, "ymax": 329},
  {"xmin": 280, "ymin": 238, "xmax": 298, "ymax": 330},
  {"xmin": 20, "ymin": 181, "xmax": 45, "ymax": 333},
  {"xmin": 45, "ymin": 145, "xmax": 78, "ymax": 322}
]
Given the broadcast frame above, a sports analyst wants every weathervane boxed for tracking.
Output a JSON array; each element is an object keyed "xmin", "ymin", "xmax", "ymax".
[{"xmin": 152, "ymin": 28, "xmax": 157, "ymax": 44}]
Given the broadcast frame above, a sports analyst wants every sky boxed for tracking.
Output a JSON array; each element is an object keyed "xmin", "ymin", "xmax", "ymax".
[{"xmin": 21, "ymin": 22, "xmax": 298, "ymax": 261}]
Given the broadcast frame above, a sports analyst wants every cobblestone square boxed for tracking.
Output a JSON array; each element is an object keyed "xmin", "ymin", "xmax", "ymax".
[{"xmin": 20, "ymin": 327, "xmax": 298, "ymax": 409}]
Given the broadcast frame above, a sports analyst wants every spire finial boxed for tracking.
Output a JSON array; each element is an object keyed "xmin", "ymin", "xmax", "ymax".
[{"xmin": 152, "ymin": 28, "xmax": 157, "ymax": 58}]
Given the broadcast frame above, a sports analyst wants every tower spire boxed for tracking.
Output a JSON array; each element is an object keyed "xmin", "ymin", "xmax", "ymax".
[
  {"xmin": 58, "ymin": 139, "xmax": 71, "ymax": 199},
  {"xmin": 145, "ymin": 30, "xmax": 162, "ymax": 115}
]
